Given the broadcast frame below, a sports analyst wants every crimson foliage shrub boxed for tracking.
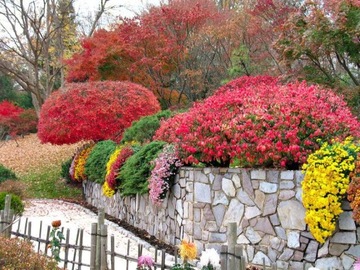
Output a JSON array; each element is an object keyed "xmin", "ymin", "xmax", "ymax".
[
  {"xmin": 0, "ymin": 101, "xmax": 37, "ymax": 137},
  {"xmin": 155, "ymin": 76, "xmax": 360, "ymax": 169},
  {"xmin": 38, "ymin": 81, "xmax": 161, "ymax": 144}
]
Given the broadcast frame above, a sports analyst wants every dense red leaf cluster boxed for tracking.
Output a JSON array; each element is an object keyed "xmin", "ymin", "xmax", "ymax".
[
  {"xmin": 0, "ymin": 101, "xmax": 37, "ymax": 137},
  {"xmin": 155, "ymin": 76, "xmax": 360, "ymax": 168},
  {"xmin": 65, "ymin": 0, "xmax": 232, "ymax": 107},
  {"xmin": 38, "ymin": 81, "xmax": 160, "ymax": 144}
]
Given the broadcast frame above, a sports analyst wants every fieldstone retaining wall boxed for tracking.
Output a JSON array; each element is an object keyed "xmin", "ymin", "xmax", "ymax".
[{"xmin": 83, "ymin": 167, "xmax": 360, "ymax": 269}]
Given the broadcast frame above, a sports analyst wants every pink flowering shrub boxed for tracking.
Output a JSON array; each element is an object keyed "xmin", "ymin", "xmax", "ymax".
[
  {"xmin": 148, "ymin": 144, "xmax": 183, "ymax": 205},
  {"xmin": 155, "ymin": 76, "xmax": 360, "ymax": 169}
]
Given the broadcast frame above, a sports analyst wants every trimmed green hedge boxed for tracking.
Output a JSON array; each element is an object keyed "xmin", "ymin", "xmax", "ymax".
[
  {"xmin": 0, "ymin": 164, "xmax": 16, "ymax": 183},
  {"xmin": 84, "ymin": 140, "xmax": 117, "ymax": 184},
  {"xmin": 119, "ymin": 141, "xmax": 166, "ymax": 196},
  {"xmin": 121, "ymin": 110, "xmax": 172, "ymax": 144}
]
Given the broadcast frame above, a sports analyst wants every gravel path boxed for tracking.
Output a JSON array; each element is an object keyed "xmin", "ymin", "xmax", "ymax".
[{"xmin": 15, "ymin": 199, "xmax": 175, "ymax": 270}]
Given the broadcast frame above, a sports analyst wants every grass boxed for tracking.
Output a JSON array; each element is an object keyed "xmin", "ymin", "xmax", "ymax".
[
  {"xmin": 20, "ymin": 165, "xmax": 83, "ymax": 199},
  {"xmin": 0, "ymin": 134, "xmax": 84, "ymax": 200}
]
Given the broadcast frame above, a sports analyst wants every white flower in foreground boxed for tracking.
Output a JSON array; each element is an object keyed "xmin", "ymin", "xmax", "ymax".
[
  {"xmin": 199, "ymin": 248, "xmax": 221, "ymax": 269},
  {"xmin": 308, "ymin": 268, "xmax": 321, "ymax": 270}
]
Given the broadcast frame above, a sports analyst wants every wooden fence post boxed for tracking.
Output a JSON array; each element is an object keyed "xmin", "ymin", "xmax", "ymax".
[
  {"xmin": 227, "ymin": 222, "xmax": 237, "ymax": 270},
  {"xmin": 90, "ymin": 223, "xmax": 98, "ymax": 270},
  {"xmin": 96, "ymin": 208, "xmax": 105, "ymax": 270},
  {"xmin": 100, "ymin": 224, "xmax": 108, "ymax": 270},
  {"xmin": 221, "ymin": 245, "xmax": 228, "ymax": 270},
  {"xmin": 0, "ymin": 194, "xmax": 12, "ymax": 238}
]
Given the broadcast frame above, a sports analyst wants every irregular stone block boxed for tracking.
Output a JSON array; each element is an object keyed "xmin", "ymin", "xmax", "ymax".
[
  {"xmin": 245, "ymin": 206, "xmax": 261, "ymax": 220},
  {"xmin": 293, "ymin": 251, "xmax": 303, "ymax": 261},
  {"xmin": 213, "ymin": 204, "xmax": 226, "ymax": 227},
  {"xmin": 263, "ymin": 194, "xmax": 278, "ymax": 216},
  {"xmin": 223, "ymin": 198, "xmax": 244, "ymax": 225},
  {"xmin": 341, "ymin": 254, "xmax": 355, "ymax": 270},
  {"xmin": 275, "ymin": 226, "xmax": 287, "ymax": 240},
  {"xmin": 278, "ymin": 248, "xmax": 294, "ymax": 261},
  {"xmin": 194, "ymin": 182, "xmax": 211, "ymax": 203},
  {"xmin": 331, "ymin": 232, "xmax": 356, "ymax": 244},
  {"xmin": 237, "ymin": 189, "xmax": 255, "ymax": 206},
  {"xmin": 254, "ymin": 217, "xmax": 276, "ymax": 235},
  {"xmin": 212, "ymin": 175, "xmax": 222, "ymax": 191},
  {"xmin": 295, "ymin": 171, "xmax": 304, "ymax": 185},
  {"xmin": 304, "ymin": 240, "xmax": 319, "ymax": 262},
  {"xmin": 252, "ymin": 251, "xmax": 271, "ymax": 266},
  {"xmin": 267, "ymin": 170, "xmax": 279, "ymax": 183},
  {"xmin": 279, "ymin": 190, "xmax": 295, "ymax": 201},
  {"xmin": 232, "ymin": 174, "xmax": 241, "ymax": 189},
  {"xmin": 280, "ymin": 180, "xmax": 295, "ymax": 189},
  {"xmin": 287, "ymin": 231, "xmax": 300, "ymax": 248},
  {"xmin": 280, "ymin": 170, "xmax": 294, "ymax": 180},
  {"xmin": 277, "ymin": 200, "xmax": 306, "ymax": 230},
  {"xmin": 315, "ymin": 257, "xmax": 342, "ymax": 269},
  {"xmin": 329, "ymin": 243, "xmax": 349, "ymax": 256},
  {"xmin": 241, "ymin": 169, "xmax": 254, "ymax": 198},
  {"xmin": 259, "ymin": 182, "xmax": 278, "ymax": 193},
  {"xmin": 251, "ymin": 170, "xmax": 266, "ymax": 180},
  {"xmin": 209, "ymin": 232, "xmax": 227, "ymax": 243},
  {"xmin": 213, "ymin": 191, "xmax": 229, "ymax": 206},
  {"xmin": 245, "ymin": 227, "xmax": 262, "ymax": 244},
  {"xmin": 194, "ymin": 171, "xmax": 209, "ymax": 184},
  {"xmin": 254, "ymin": 190, "xmax": 265, "ymax": 210},
  {"xmin": 318, "ymin": 240, "xmax": 329, "ymax": 258},
  {"xmin": 345, "ymin": 245, "xmax": 360, "ymax": 257},
  {"xmin": 270, "ymin": 214, "xmax": 280, "ymax": 226},
  {"xmin": 222, "ymin": 177, "xmax": 236, "ymax": 197},
  {"xmin": 338, "ymin": 211, "xmax": 356, "ymax": 231},
  {"xmin": 237, "ymin": 234, "xmax": 250, "ymax": 244},
  {"xmin": 204, "ymin": 204, "xmax": 215, "ymax": 221}
]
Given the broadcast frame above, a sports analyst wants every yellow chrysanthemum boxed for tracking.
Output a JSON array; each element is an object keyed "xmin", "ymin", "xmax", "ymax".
[
  {"xmin": 179, "ymin": 240, "xmax": 197, "ymax": 262},
  {"xmin": 102, "ymin": 181, "xmax": 115, "ymax": 197},
  {"xmin": 302, "ymin": 137, "xmax": 359, "ymax": 243}
]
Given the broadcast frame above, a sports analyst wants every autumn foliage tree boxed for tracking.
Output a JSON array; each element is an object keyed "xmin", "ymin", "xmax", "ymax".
[
  {"xmin": 37, "ymin": 81, "xmax": 160, "ymax": 144},
  {"xmin": 0, "ymin": 101, "xmax": 37, "ymax": 138},
  {"xmin": 66, "ymin": 0, "xmax": 236, "ymax": 108},
  {"xmin": 154, "ymin": 76, "xmax": 360, "ymax": 169}
]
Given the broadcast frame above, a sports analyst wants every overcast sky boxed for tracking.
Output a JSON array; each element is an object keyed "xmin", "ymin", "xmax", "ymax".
[{"xmin": 75, "ymin": 0, "xmax": 162, "ymax": 18}]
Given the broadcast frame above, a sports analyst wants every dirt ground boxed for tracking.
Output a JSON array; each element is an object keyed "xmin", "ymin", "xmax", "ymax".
[{"xmin": 0, "ymin": 133, "xmax": 82, "ymax": 176}]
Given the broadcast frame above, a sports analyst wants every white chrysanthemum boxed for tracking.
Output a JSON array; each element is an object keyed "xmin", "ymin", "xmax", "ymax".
[{"xmin": 199, "ymin": 248, "xmax": 221, "ymax": 269}]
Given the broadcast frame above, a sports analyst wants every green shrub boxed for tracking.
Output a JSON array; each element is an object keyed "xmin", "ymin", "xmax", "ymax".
[
  {"xmin": 61, "ymin": 158, "xmax": 73, "ymax": 183},
  {"xmin": 0, "ymin": 192, "xmax": 24, "ymax": 215},
  {"xmin": 84, "ymin": 140, "xmax": 117, "ymax": 184},
  {"xmin": 121, "ymin": 110, "xmax": 172, "ymax": 144},
  {"xmin": 0, "ymin": 236, "xmax": 59, "ymax": 269},
  {"xmin": 0, "ymin": 180, "xmax": 28, "ymax": 199},
  {"xmin": 0, "ymin": 164, "xmax": 16, "ymax": 183},
  {"xmin": 119, "ymin": 141, "xmax": 166, "ymax": 196}
]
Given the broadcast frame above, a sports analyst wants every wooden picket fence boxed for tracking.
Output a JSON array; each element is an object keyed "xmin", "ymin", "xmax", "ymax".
[
  {"xmin": 1, "ymin": 194, "xmax": 292, "ymax": 270},
  {"xmin": 0, "ymin": 195, "xmax": 176, "ymax": 269}
]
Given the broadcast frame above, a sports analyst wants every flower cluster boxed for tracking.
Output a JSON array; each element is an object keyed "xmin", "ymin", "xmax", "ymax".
[
  {"xmin": 137, "ymin": 255, "xmax": 154, "ymax": 270},
  {"xmin": 347, "ymin": 153, "xmax": 360, "ymax": 223},
  {"xmin": 69, "ymin": 143, "xmax": 94, "ymax": 182},
  {"xmin": 48, "ymin": 220, "xmax": 65, "ymax": 262},
  {"xmin": 148, "ymin": 144, "xmax": 183, "ymax": 205},
  {"xmin": 155, "ymin": 76, "xmax": 360, "ymax": 169},
  {"xmin": 171, "ymin": 240, "xmax": 197, "ymax": 270},
  {"xmin": 101, "ymin": 145, "xmax": 134, "ymax": 197},
  {"xmin": 302, "ymin": 137, "xmax": 359, "ymax": 243},
  {"xmin": 199, "ymin": 248, "xmax": 220, "ymax": 270}
]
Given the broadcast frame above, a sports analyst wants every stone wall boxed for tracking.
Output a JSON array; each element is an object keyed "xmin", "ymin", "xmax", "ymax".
[{"xmin": 83, "ymin": 167, "xmax": 360, "ymax": 269}]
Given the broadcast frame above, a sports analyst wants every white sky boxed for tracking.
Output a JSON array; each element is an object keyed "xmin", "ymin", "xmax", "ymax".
[{"xmin": 74, "ymin": 0, "xmax": 162, "ymax": 18}]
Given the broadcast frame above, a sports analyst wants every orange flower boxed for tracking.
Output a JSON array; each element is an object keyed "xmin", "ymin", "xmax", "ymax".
[
  {"xmin": 51, "ymin": 220, "xmax": 61, "ymax": 228},
  {"xmin": 179, "ymin": 240, "xmax": 197, "ymax": 261}
]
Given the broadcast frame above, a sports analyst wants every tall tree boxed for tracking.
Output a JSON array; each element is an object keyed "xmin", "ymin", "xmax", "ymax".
[
  {"xmin": 275, "ymin": 0, "xmax": 360, "ymax": 87},
  {"xmin": 0, "ymin": 0, "xmax": 113, "ymax": 114},
  {"xmin": 66, "ymin": 0, "xmax": 237, "ymax": 107}
]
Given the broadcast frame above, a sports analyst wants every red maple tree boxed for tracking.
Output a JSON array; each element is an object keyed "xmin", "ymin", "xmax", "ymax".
[{"xmin": 37, "ymin": 81, "xmax": 160, "ymax": 144}]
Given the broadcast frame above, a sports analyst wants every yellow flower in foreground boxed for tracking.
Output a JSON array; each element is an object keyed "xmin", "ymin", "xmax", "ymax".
[{"xmin": 179, "ymin": 240, "xmax": 197, "ymax": 262}]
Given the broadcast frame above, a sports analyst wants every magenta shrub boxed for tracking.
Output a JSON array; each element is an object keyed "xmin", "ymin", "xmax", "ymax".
[{"xmin": 155, "ymin": 76, "xmax": 360, "ymax": 169}]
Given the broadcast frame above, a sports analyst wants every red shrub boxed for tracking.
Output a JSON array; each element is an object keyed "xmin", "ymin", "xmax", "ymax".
[
  {"xmin": 155, "ymin": 76, "xmax": 360, "ymax": 168},
  {"xmin": 38, "ymin": 81, "xmax": 160, "ymax": 144},
  {"xmin": 0, "ymin": 101, "xmax": 37, "ymax": 137}
]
